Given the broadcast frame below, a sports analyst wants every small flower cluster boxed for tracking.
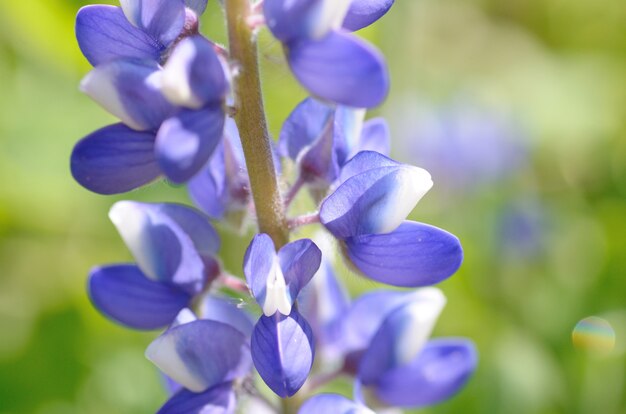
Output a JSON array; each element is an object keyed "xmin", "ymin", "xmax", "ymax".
[{"xmin": 71, "ymin": 0, "xmax": 477, "ymax": 412}]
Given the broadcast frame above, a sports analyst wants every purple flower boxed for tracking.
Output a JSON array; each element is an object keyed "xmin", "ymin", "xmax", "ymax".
[
  {"xmin": 301, "ymin": 288, "xmax": 477, "ymax": 411},
  {"xmin": 146, "ymin": 305, "xmax": 252, "ymax": 413},
  {"xmin": 72, "ymin": 2, "xmax": 229, "ymax": 193},
  {"xmin": 243, "ymin": 234, "xmax": 321, "ymax": 396},
  {"xmin": 263, "ymin": 0, "xmax": 390, "ymax": 108},
  {"xmin": 88, "ymin": 201, "xmax": 219, "ymax": 330},
  {"xmin": 279, "ymin": 97, "xmax": 391, "ymax": 189}
]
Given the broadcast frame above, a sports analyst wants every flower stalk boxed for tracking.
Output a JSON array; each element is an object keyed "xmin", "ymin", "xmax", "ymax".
[{"xmin": 225, "ymin": 0, "xmax": 289, "ymax": 248}]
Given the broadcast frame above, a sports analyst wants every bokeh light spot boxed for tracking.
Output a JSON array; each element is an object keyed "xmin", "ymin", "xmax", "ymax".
[{"xmin": 572, "ymin": 316, "xmax": 616, "ymax": 354}]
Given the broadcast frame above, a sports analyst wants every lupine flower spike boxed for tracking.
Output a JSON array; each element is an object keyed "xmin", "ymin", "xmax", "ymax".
[{"xmin": 71, "ymin": 0, "xmax": 477, "ymax": 412}]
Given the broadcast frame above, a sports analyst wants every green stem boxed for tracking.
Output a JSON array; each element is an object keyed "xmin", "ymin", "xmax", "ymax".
[{"xmin": 225, "ymin": 0, "xmax": 289, "ymax": 248}]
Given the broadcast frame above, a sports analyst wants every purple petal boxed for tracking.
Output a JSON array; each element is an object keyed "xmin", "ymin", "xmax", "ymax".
[
  {"xmin": 342, "ymin": 0, "xmax": 395, "ymax": 31},
  {"xmin": 287, "ymin": 31, "xmax": 389, "ymax": 108},
  {"xmin": 185, "ymin": 0, "xmax": 208, "ymax": 15},
  {"xmin": 109, "ymin": 201, "xmax": 209, "ymax": 294},
  {"xmin": 278, "ymin": 97, "xmax": 333, "ymax": 160},
  {"xmin": 198, "ymin": 295, "xmax": 254, "ymax": 338},
  {"xmin": 70, "ymin": 123, "xmax": 160, "ymax": 195},
  {"xmin": 251, "ymin": 310, "xmax": 315, "ymax": 397},
  {"xmin": 299, "ymin": 394, "xmax": 373, "ymax": 414},
  {"xmin": 156, "ymin": 105, "xmax": 225, "ymax": 183},
  {"xmin": 120, "ymin": 0, "xmax": 186, "ymax": 47},
  {"xmin": 243, "ymin": 234, "xmax": 278, "ymax": 312},
  {"xmin": 146, "ymin": 320, "xmax": 252, "ymax": 392},
  {"xmin": 75, "ymin": 5, "xmax": 162, "ymax": 66},
  {"xmin": 341, "ymin": 290, "xmax": 430, "ymax": 353},
  {"xmin": 162, "ymin": 36, "xmax": 228, "ymax": 108},
  {"xmin": 298, "ymin": 118, "xmax": 340, "ymax": 186},
  {"xmin": 345, "ymin": 221, "xmax": 464, "ymax": 287},
  {"xmin": 337, "ymin": 150, "xmax": 399, "ymax": 184},
  {"xmin": 88, "ymin": 264, "xmax": 190, "ymax": 330},
  {"xmin": 150, "ymin": 203, "xmax": 220, "ymax": 257},
  {"xmin": 299, "ymin": 260, "xmax": 350, "ymax": 351},
  {"xmin": 157, "ymin": 382, "xmax": 235, "ymax": 414},
  {"xmin": 374, "ymin": 339, "xmax": 478, "ymax": 408},
  {"xmin": 80, "ymin": 59, "xmax": 174, "ymax": 131},
  {"xmin": 263, "ymin": 0, "xmax": 322, "ymax": 42},
  {"xmin": 357, "ymin": 118, "xmax": 390, "ymax": 156},
  {"xmin": 320, "ymin": 152, "xmax": 433, "ymax": 238},
  {"xmin": 333, "ymin": 106, "xmax": 366, "ymax": 166},
  {"xmin": 357, "ymin": 288, "xmax": 446, "ymax": 384},
  {"xmin": 278, "ymin": 239, "xmax": 322, "ymax": 300}
]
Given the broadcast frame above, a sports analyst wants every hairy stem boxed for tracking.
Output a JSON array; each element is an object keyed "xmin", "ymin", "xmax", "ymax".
[{"xmin": 226, "ymin": 0, "xmax": 289, "ymax": 248}]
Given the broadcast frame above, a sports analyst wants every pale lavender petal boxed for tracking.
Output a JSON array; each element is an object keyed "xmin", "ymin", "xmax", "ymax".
[
  {"xmin": 299, "ymin": 394, "xmax": 373, "ymax": 414},
  {"xmin": 146, "ymin": 320, "xmax": 252, "ymax": 392},
  {"xmin": 76, "ymin": 5, "xmax": 162, "ymax": 66},
  {"xmin": 287, "ymin": 31, "xmax": 389, "ymax": 108},
  {"xmin": 157, "ymin": 383, "xmax": 235, "ymax": 414},
  {"xmin": 357, "ymin": 118, "xmax": 390, "ymax": 156},
  {"xmin": 345, "ymin": 221, "xmax": 463, "ymax": 287},
  {"xmin": 198, "ymin": 295, "xmax": 254, "ymax": 338},
  {"xmin": 108, "ymin": 201, "xmax": 208, "ymax": 294},
  {"xmin": 342, "ymin": 0, "xmax": 395, "ymax": 31},
  {"xmin": 120, "ymin": 0, "xmax": 186, "ymax": 47},
  {"xmin": 277, "ymin": 239, "xmax": 322, "ymax": 300},
  {"xmin": 374, "ymin": 339, "xmax": 477, "ymax": 408},
  {"xmin": 278, "ymin": 97, "xmax": 334, "ymax": 160},
  {"xmin": 251, "ymin": 310, "xmax": 315, "ymax": 397},
  {"xmin": 70, "ymin": 123, "xmax": 160, "ymax": 195},
  {"xmin": 88, "ymin": 264, "xmax": 190, "ymax": 330},
  {"xmin": 298, "ymin": 119, "xmax": 340, "ymax": 186},
  {"xmin": 333, "ymin": 106, "xmax": 366, "ymax": 166},
  {"xmin": 337, "ymin": 150, "xmax": 399, "ymax": 184},
  {"xmin": 156, "ymin": 105, "xmax": 225, "ymax": 184},
  {"xmin": 80, "ymin": 59, "xmax": 174, "ymax": 131},
  {"xmin": 357, "ymin": 288, "xmax": 446, "ymax": 383},
  {"xmin": 162, "ymin": 36, "xmax": 228, "ymax": 109},
  {"xmin": 320, "ymin": 153, "xmax": 433, "ymax": 238}
]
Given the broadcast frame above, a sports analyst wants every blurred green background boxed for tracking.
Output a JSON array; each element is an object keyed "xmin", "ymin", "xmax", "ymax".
[{"xmin": 0, "ymin": 0, "xmax": 625, "ymax": 413}]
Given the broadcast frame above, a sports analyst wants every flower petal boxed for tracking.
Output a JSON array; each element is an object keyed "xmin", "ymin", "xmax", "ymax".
[
  {"xmin": 336, "ymin": 150, "xmax": 399, "ymax": 184},
  {"xmin": 374, "ymin": 339, "xmax": 477, "ymax": 408},
  {"xmin": 88, "ymin": 264, "xmax": 190, "ymax": 330},
  {"xmin": 299, "ymin": 394, "xmax": 373, "ymax": 414},
  {"xmin": 75, "ymin": 5, "xmax": 162, "ymax": 66},
  {"xmin": 189, "ymin": 119, "xmax": 249, "ymax": 219},
  {"xmin": 157, "ymin": 382, "xmax": 235, "ymax": 414},
  {"xmin": 108, "ymin": 201, "xmax": 209, "ymax": 294},
  {"xmin": 287, "ymin": 31, "xmax": 389, "ymax": 108},
  {"xmin": 357, "ymin": 118, "xmax": 390, "ymax": 156},
  {"xmin": 320, "ymin": 153, "xmax": 433, "ymax": 238},
  {"xmin": 345, "ymin": 221, "xmax": 463, "ymax": 287},
  {"xmin": 342, "ymin": 0, "xmax": 395, "ymax": 31},
  {"xmin": 357, "ymin": 288, "xmax": 446, "ymax": 383},
  {"xmin": 244, "ymin": 234, "xmax": 293, "ymax": 316},
  {"xmin": 333, "ymin": 106, "xmax": 366, "ymax": 166},
  {"xmin": 156, "ymin": 105, "xmax": 225, "ymax": 184},
  {"xmin": 278, "ymin": 97, "xmax": 334, "ymax": 160},
  {"xmin": 70, "ymin": 123, "xmax": 160, "ymax": 195},
  {"xmin": 251, "ymin": 310, "xmax": 315, "ymax": 397},
  {"xmin": 278, "ymin": 239, "xmax": 322, "ymax": 300},
  {"xmin": 299, "ymin": 260, "xmax": 350, "ymax": 352},
  {"xmin": 198, "ymin": 295, "xmax": 254, "ymax": 338},
  {"xmin": 185, "ymin": 0, "xmax": 208, "ymax": 15},
  {"xmin": 263, "ymin": 0, "xmax": 321, "ymax": 42},
  {"xmin": 146, "ymin": 320, "xmax": 252, "ymax": 392},
  {"xmin": 120, "ymin": 0, "xmax": 186, "ymax": 47},
  {"xmin": 162, "ymin": 36, "xmax": 228, "ymax": 109},
  {"xmin": 80, "ymin": 59, "xmax": 174, "ymax": 131}
]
